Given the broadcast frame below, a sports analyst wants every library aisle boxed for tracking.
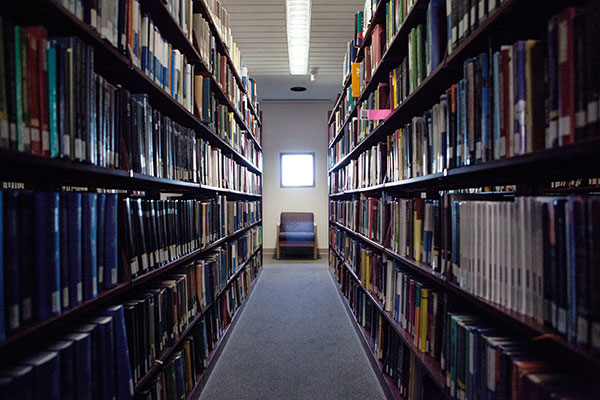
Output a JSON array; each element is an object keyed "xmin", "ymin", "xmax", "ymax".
[{"xmin": 199, "ymin": 262, "xmax": 387, "ymax": 400}]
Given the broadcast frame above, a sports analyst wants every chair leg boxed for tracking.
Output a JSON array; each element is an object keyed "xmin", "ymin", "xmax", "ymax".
[
  {"xmin": 276, "ymin": 242, "xmax": 280, "ymax": 260},
  {"xmin": 313, "ymin": 242, "xmax": 317, "ymax": 260}
]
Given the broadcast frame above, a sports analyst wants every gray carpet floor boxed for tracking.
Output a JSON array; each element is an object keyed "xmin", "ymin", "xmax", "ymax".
[{"xmin": 197, "ymin": 262, "xmax": 387, "ymax": 400}]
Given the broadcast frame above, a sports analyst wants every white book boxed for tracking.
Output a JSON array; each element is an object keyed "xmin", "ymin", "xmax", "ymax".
[{"xmin": 385, "ymin": 259, "xmax": 394, "ymax": 312}]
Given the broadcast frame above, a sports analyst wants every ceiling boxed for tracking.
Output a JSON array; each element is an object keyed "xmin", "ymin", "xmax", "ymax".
[{"xmin": 218, "ymin": 0, "xmax": 364, "ymax": 101}]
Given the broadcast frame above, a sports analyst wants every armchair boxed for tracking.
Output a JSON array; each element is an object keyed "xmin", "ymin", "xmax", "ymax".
[{"xmin": 276, "ymin": 212, "xmax": 317, "ymax": 259}]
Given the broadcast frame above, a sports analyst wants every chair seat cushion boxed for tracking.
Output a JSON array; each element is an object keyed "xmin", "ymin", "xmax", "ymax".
[{"xmin": 279, "ymin": 232, "xmax": 315, "ymax": 241}]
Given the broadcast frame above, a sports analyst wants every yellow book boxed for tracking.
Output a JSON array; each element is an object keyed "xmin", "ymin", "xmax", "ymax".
[
  {"xmin": 365, "ymin": 252, "xmax": 370, "ymax": 291},
  {"xmin": 419, "ymin": 288, "xmax": 429, "ymax": 353},
  {"xmin": 393, "ymin": 69, "xmax": 398, "ymax": 109},
  {"xmin": 183, "ymin": 340, "xmax": 195, "ymax": 393}
]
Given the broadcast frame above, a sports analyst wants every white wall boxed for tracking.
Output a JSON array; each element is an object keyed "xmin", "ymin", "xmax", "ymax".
[{"xmin": 261, "ymin": 101, "xmax": 333, "ymax": 253}]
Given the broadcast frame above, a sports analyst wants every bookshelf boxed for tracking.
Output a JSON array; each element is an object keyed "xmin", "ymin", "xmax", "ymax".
[
  {"xmin": 0, "ymin": 0, "xmax": 263, "ymax": 399},
  {"xmin": 329, "ymin": 0, "xmax": 600, "ymax": 399}
]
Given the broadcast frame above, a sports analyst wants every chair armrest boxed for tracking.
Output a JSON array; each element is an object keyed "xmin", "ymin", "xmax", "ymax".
[{"xmin": 277, "ymin": 223, "xmax": 281, "ymax": 237}]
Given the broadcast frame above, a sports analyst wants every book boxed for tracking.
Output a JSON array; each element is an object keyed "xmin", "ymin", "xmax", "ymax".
[
  {"xmin": 34, "ymin": 192, "xmax": 61, "ymax": 320},
  {"xmin": 82, "ymin": 193, "xmax": 98, "ymax": 301}
]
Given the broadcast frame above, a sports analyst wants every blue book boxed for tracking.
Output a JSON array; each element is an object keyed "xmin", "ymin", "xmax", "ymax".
[
  {"xmin": 18, "ymin": 191, "xmax": 34, "ymax": 325},
  {"xmin": 67, "ymin": 192, "xmax": 83, "ymax": 307},
  {"xmin": 34, "ymin": 192, "xmax": 61, "ymax": 320},
  {"xmin": 147, "ymin": 23, "xmax": 153, "ymax": 78},
  {"xmin": 480, "ymin": 53, "xmax": 491, "ymax": 162},
  {"xmin": 47, "ymin": 40, "xmax": 59, "ymax": 157},
  {"xmin": 513, "ymin": 40, "xmax": 526, "ymax": 156},
  {"xmin": 2, "ymin": 365, "xmax": 34, "ymax": 400},
  {"xmin": 76, "ymin": 323, "xmax": 100, "ymax": 400},
  {"xmin": 427, "ymin": 0, "xmax": 445, "ymax": 75},
  {"xmin": 82, "ymin": 193, "xmax": 98, "ymax": 301},
  {"xmin": 492, "ymin": 51, "xmax": 501, "ymax": 160},
  {"xmin": 47, "ymin": 339, "xmax": 76, "ymax": 400},
  {"xmin": 4, "ymin": 190, "xmax": 20, "ymax": 332},
  {"xmin": 141, "ymin": 14, "xmax": 149, "ymax": 73},
  {"xmin": 97, "ymin": 193, "xmax": 106, "ymax": 293},
  {"xmin": 64, "ymin": 331, "xmax": 92, "ymax": 400},
  {"xmin": 173, "ymin": 351, "xmax": 186, "ymax": 400},
  {"xmin": 22, "ymin": 351, "xmax": 60, "ymax": 400},
  {"xmin": 456, "ymin": 81, "xmax": 463, "ymax": 167},
  {"xmin": 92, "ymin": 316, "xmax": 116, "ymax": 400},
  {"xmin": 104, "ymin": 194, "xmax": 118, "ymax": 289},
  {"xmin": 60, "ymin": 193, "xmax": 70, "ymax": 310},
  {"xmin": 0, "ymin": 192, "xmax": 4, "ymax": 341},
  {"xmin": 103, "ymin": 305, "xmax": 134, "ymax": 400},
  {"xmin": 170, "ymin": 50, "xmax": 176, "ymax": 97}
]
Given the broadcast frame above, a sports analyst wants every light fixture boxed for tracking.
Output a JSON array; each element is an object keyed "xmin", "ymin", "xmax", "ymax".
[{"xmin": 286, "ymin": 0, "xmax": 311, "ymax": 75}]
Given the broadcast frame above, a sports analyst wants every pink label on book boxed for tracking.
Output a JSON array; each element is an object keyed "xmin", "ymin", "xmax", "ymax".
[{"xmin": 368, "ymin": 109, "xmax": 392, "ymax": 120}]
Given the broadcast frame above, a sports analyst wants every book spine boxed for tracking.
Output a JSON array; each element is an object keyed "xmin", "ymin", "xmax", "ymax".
[
  {"xmin": 59, "ymin": 193, "xmax": 70, "ymax": 311},
  {"xmin": 47, "ymin": 39, "xmax": 59, "ymax": 157},
  {"xmin": 557, "ymin": 8, "xmax": 577, "ymax": 146},
  {"xmin": 34, "ymin": 192, "xmax": 61, "ymax": 320},
  {"xmin": 82, "ymin": 193, "xmax": 98, "ymax": 301}
]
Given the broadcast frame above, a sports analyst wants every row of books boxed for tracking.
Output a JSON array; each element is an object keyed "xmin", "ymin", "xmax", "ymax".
[
  {"xmin": 125, "ymin": 264, "xmax": 201, "ymax": 384},
  {"xmin": 449, "ymin": 195, "xmax": 600, "ymax": 352},
  {"xmin": 0, "ymin": 191, "xmax": 119, "ymax": 342},
  {"xmin": 330, "ymin": 195, "xmax": 443, "ymax": 271},
  {"xmin": 442, "ymin": 312, "xmax": 599, "ymax": 400},
  {"xmin": 333, "ymin": 192, "xmax": 600, "ymax": 354},
  {"xmin": 331, "ymin": 255, "xmax": 438, "ymax": 400},
  {"xmin": 0, "ymin": 21, "xmax": 262, "ymax": 179},
  {"xmin": 386, "ymin": 197, "xmax": 442, "ymax": 271},
  {"xmin": 0, "ymin": 304, "xmax": 134, "ymax": 400},
  {"xmin": 331, "ymin": 0, "xmax": 443, "ymax": 147},
  {"xmin": 331, "ymin": 5, "xmax": 600, "ymax": 178},
  {"xmin": 192, "ymin": 9, "xmax": 261, "ymax": 138},
  {"xmin": 329, "ymin": 196, "xmax": 383, "ymax": 244},
  {"xmin": 193, "ymin": 76, "xmax": 261, "ymax": 167},
  {"xmin": 331, "ymin": 245, "xmax": 600, "ymax": 400},
  {"xmin": 446, "ymin": 0, "xmax": 506, "ymax": 53},
  {"xmin": 121, "ymin": 196, "xmax": 261, "ymax": 278},
  {"xmin": 124, "ymin": 237, "xmax": 259, "ymax": 387},
  {"xmin": 139, "ymin": 253, "xmax": 261, "ymax": 399},
  {"xmin": 164, "ymin": 0, "xmax": 194, "ymax": 42},
  {"xmin": 56, "ymin": 0, "xmax": 194, "ymax": 110},
  {"xmin": 331, "ymin": 231, "xmax": 445, "ymax": 360},
  {"xmin": 329, "ymin": 141, "xmax": 386, "ymax": 193},
  {"xmin": 197, "ymin": 140, "xmax": 261, "ymax": 194}
]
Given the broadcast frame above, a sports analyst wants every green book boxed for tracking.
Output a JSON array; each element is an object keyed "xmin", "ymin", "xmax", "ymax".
[
  {"xmin": 14, "ymin": 25, "xmax": 22, "ymax": 152},
  {"xmin": 47, "ymin": 40, "xmax": 58, "ymax": 157},
  {"xmin": 416, "ymin": 24, "xmax": 424, "ymax": 86},
  {"xmin": 19, "ymin": 26, "xmax": 30, "ymax": 152},
  {"xmin": 410, "ymin": 28, "xmax": 417, "ymax": 92}
]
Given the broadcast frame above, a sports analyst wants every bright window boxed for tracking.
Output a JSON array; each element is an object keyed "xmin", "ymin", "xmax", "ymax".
[{"xmin": 280, "ymin": 153, "xmax": 315, "ymax": 188}]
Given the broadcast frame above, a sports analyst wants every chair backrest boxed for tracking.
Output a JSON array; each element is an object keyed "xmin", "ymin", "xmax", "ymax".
[{"xmin": 280, "ymin": 212, "xmax": 314, "ymax": 233}]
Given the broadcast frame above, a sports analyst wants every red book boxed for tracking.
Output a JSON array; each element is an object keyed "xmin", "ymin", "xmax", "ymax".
[
  {"xmin": 377, "ymin": 82, "xmax": 389, "ymax": 110},
  {"xmin": 557, "ymin": 8, "xmax": 581, "ymax": 146},
  {"xmin": 25, "ymin": 27, "xmax": 42, "ymax": 155},
  {"xmin": 371, "ymin": 24, "xmax": 384, "ymax": 69}
]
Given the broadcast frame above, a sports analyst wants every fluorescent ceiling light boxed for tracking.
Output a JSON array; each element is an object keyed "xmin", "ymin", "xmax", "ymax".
[{"xmin": 286, "ymin": 0, "xmax": 311, "ymax": 75}]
